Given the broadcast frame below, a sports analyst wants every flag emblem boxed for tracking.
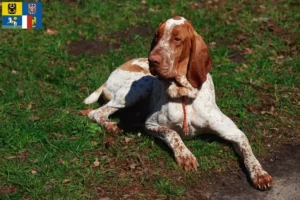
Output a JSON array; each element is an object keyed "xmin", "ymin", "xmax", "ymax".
[
  {"xmin": 2, "ymin": 2, "xmax": 42, "ymax": 29},
  {"xmin": 8, "ymin": 3, "xmax": 17, "ymax": 14},
  {"xmin": 28, "ymin": 3, "xmax": 36, "ymax": 15}
]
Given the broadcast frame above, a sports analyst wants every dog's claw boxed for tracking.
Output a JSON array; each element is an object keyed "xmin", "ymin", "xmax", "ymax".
[
  {"xmin": 176, "ymin": 152, "xmax": 198, "ymax": 171},
  {"xmin": 252, "ymin": 171, "xmax": 273, "ymax": 191}
]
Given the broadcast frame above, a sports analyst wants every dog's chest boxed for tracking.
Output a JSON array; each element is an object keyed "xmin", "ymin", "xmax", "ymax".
[{"xmin": 150, "ymin": 80, "xmax": 196, "ymax": 130}]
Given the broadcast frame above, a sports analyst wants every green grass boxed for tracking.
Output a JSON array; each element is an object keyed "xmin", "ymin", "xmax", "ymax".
[{"xmin": 0, "ymin": 0, "xmax": 299, "ymax": 199}]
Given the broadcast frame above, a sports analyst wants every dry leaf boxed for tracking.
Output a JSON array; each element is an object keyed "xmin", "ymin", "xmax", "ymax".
[
  {"xmin": 36, "ymin": 81, "xmax": 44, "ymax": 87},
  {"xmin": 12, "ymin": 70, "xmax": 18, "ymax": 74},
  {"xmin": 27, "ymin": 101, "xmax": 36, "ymax": 109},
  {"xmin": 46, "ymin": 28, "xmax": 58, "ymax": 35},
  {"xmin": 244, "ymin": 48, "xmax": 253, "ymax": 54},
  {"xmin": 93, "ymin": 158, "xmax": 100, "ymax": 167},
  {"xmin": 59, "ymin": 159, "xmax": 65, "ymax": 164},
  {"xmin": 18, "ymin": 90, "xmax": 24, "ymax": 97},
  {"xmin": 79, "ymin": 109, "xmax": 92, "ymax": 116},
  {"xmin": 28, "ymin": 115, "xmax": 41, "ymax": 121},
  {"xmin": 54, "ymin": 133, "xmax": 64, "ymax": 139},
  {"xmin": 0, "ymin": 88, "xmax": 4, "ymax": 94},
  {"xmin": 129, "ymin": 163, "xmax": 136, "ymax": 170},
  {"xmin": 62, "ymin": 179, "xmax": 71, "ymax": 184},
  {"xmin": 124, "ymin": 137, "xmax": 133, "ymax": 143},
  {"xmin": 31, "ymin": 170, "xmax": 37, "ymax": 174},
  {"xmin": 131, "ymin": 173, "xmax": 137, "ymax": 178},
  {"xmin": 69, "ymin": 67, "xmax": 75, "ymax": 72}
]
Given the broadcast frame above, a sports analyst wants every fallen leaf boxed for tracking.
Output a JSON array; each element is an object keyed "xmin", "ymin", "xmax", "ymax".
[
  {"xmin": 129, "ymin": 163, "xmax": 136, "ymax": 170},
  {"xmin": 70, "ymin": 136, "xmax": 78, "ymax": 140},
  {"xmin": 131, "ymin": 173, "xmax": 137, "ymax": 178},
  {"xmin": 257, "ymin": 17, "xmax": 270, "ymax": 22},
  {"xmin": 261, "ymin": 111, "xmax": 273, "ymax": 115},
  {"xmin": 93, "ymin": 158, "xmax": 100, "ymax": 167},
  {"xmin": 79, "ymin": 109, "xmax": 92, "ymax": 116},
  {"xmin": 31, "ymin": 170, "xmax": 37, "ymax": 174},
  {"xmin": 124, "ymin": 137, "xmax": 133, "ymax": 143},
  {"xmin": 18, "ymin": 90, "xmax": 24, "ymax": 97},
  {"xmin": 27, "ymin": 101, "xmax": 36, "ymax": 109},
  {"xmin": 79, "ymin": 86, "xmax": 87, "ymax": 92},
  {"xmin": 244, "ymin": 48, "xmax": 253, "ymax": 54},
  {"xmin": 106, "ymin": 136, "xmax": 116, "ymax": 143},
  {"xmin": 28, "ymin": 115, "xmax": 41, "ymax": 121},
  {"xmin": 54, "ymin": 133, "xmax": 64, "ymax": 139},
  {"xmin": 0, "ymin": 88, "xmax": 5, "ymax": 94},
  {"xmin": 36, "ymin": 81, "xmax": 44, "ymax": 87},
  {"xmin": 12, "ymin": 70, "xmax": 18, "ymax": 74},
  {"xmin": 109, "ymin": 161, "xmax": 116, "ymax": 168},
  {"xmin": 59, "ymin": 159, "xmax": 65, "ymax": 164},
  {"xmin": 209, "ymin": 41, "xmax": 216, "ymax": 48},
  {"xmin": 62, "ymin": 179, "xmax": 71, "ymax": 184},
  {"xmin": 46, "ymin": 28, "xmax": 58, "ymax": 35},
  {"xmin": 69, "ymin": 67, "xmax": 75, "ymax": 72}
]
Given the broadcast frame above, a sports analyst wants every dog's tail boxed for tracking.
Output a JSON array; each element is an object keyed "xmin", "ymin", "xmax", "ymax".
[{"xmin": 84, "ymin": 83, "xmax": 106, "ymax": 104}]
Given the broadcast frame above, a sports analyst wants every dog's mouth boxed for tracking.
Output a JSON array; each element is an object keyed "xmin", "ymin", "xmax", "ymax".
[{"xmin": 149, "ymin": 62, "xmax": 175, "ymax": 80}]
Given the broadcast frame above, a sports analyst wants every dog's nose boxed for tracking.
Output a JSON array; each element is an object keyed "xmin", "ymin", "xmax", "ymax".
[{"xmin": 148, "ymin": 54, "xmax": 162, "ymax": 66}]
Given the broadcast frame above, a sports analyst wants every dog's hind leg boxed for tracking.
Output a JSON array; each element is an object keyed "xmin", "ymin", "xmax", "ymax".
[{"xmin": 88, "ymin": 104, "xmax": 123, "ymax": 134}]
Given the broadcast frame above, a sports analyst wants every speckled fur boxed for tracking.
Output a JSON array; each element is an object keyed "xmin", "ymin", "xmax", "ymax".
[{"xmin": 85, "ymin": 17, "xmax": 273, "ymax": 190}]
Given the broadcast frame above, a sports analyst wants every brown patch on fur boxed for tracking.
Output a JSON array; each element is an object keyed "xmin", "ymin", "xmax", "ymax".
[
  {"xmin": 120, "ymin": 61, "xmax": 149, "ymax": 74},
  {"xmin": 187, "ymin": 26, "xmax": 212, "ymax": 89},
  {"xmin": 102, "ymin": 87, "xmax": 112, "ymax": 102}
]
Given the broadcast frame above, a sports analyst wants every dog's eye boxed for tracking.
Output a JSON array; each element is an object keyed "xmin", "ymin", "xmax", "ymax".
[{"xmin": 174, "ymin": 36, "xmax": 181, "ymax": 41}]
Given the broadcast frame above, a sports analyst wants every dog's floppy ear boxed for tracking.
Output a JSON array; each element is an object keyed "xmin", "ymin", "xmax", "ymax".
[{"xmin": 187, "ymin": 31, "xmax": 212, "ymax": 89}]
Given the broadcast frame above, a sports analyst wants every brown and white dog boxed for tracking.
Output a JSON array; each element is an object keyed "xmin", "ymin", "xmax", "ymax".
[{"xmin": 84, "ymin": 16, "xmax": 273, "ymax": 190}]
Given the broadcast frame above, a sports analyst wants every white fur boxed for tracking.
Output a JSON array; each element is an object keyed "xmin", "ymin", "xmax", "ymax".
[
  {"xmin": 132, "ymin": 58, "xmax": 149, "ymax": 70},
  {"xmin": 165, "ymin": 17, "xmax": 185, "ymax": 29}
]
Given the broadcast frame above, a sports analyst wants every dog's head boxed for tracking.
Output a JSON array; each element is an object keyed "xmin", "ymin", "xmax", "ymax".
[{"xmin": 148, "ymin": 16, "xmax": 212, "ymax": 88}]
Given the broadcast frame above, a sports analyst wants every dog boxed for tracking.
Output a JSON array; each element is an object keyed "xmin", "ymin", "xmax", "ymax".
[{"xmin": 84, "ymin": 16, "xmax": 273, "ymax": 190}]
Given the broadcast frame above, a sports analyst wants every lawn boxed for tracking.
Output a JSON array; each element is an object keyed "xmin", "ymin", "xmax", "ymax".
[{"xmin": 0, "ymin": 0, "xmax": 299, "ymax": 199}]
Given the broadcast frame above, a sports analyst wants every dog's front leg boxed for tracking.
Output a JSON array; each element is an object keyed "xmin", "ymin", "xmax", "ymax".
[
  {"xmin": 166, "ymin": 75, "xmax": 198, "ymax": 99},
  {"xmin": 145, "ymin": 114, "xmax": 198, "ymax": 170},
  {"xmin": 209, "ymin": 113, "xmax": 274, "ymax": 190}
]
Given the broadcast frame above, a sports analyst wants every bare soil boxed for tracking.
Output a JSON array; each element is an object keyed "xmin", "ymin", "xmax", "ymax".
[{"xmin": 210, "ymin": 142, "xmax": 300, "ymax": 200}]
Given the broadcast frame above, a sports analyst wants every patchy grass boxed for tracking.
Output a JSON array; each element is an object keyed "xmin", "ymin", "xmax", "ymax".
[{"xmin": 0, "ymin": 0, "xmax": 299, "ymax": 199}]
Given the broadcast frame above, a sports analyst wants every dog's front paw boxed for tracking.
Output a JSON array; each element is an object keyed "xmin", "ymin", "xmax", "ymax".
[
  {"xmin": 180, "ymin": 87, "xmax": 198, "ymax": 99},
  {"xmin": 175, "ymin": 151, "xmax": 199, "ymax": 171},
  {"xmin": 252, "ymin": 170, "xmax": 273, "ymax": 190},
  {"xmin": 167, "ymin": 86, "xmax": 198, "ymax": 99}
]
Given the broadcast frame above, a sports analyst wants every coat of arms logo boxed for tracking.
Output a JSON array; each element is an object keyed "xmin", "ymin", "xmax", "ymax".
[{"xmin": 28, "ymin": 3, "xmax": 36, "ymax": 15}]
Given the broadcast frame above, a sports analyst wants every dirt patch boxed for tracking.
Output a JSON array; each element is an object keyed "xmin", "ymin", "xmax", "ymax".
[
  {"xmin": 110, "ymin": 25, "xmax": 153, "ymax": 42},
  {"xmin": 61, "ymin": 0, "xmax": 82, "ymax": 7},
  {"xmin": 0, "ymin": 186, "xmax": 17, "ymax": 195},
  {"xmin": 67, "ymin": 40, "xmax": 120, "ymax": 56},
  {"xmin": 210, "ymin": 142, "xmax": 300, "ymax": 200},
  {"xmin": 228, "ymin": 49, "xmax": 246, "ymax": 63},
  {"xmin": 67, "ymin": 25, "xmax": 152, "ymax": 57},
  {"xmin": 218, "ymin": 35, "xmax": 249, "ymax": 63}
]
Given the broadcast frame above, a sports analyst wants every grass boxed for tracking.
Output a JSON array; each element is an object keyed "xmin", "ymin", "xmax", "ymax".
[{"xmin": 0, "ymin": 0, "xmax": 299, "ymax": 199}]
